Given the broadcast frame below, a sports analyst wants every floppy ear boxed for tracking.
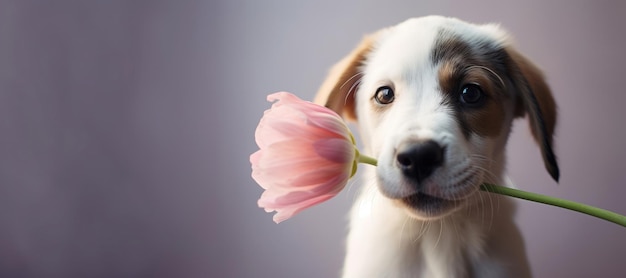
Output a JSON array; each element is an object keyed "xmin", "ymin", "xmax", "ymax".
[
  {"xmin": 314, "ymin": 34, "xmax": 378, "ymax": 121},
  {"xmin": 507, "ymin": 48, "xmax": 560, "ymax": 182}
]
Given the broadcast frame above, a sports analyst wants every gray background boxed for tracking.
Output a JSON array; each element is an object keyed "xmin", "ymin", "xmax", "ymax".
[{"xmin": 1, "ymin": 0, "xmax": 625, "ymax": 277}]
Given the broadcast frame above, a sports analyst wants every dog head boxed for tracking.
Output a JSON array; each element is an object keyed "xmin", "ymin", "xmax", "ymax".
[{"xmin": 315, "ymin": 16, "xmax": 558, "ymax": 219}]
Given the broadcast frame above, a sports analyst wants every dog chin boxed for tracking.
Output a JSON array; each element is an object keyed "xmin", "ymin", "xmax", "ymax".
[
  {"xmin": 396, "ymin": 191, "xmax": 465, "ymax": 219},
  {"xmin": 386, "ymin": 177, "xmax": 482, "ymax": 219}
]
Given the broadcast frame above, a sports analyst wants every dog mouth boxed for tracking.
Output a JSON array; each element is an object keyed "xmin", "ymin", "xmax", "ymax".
[
  {"xmin": 399, "ymin": 191, "xmax": 462, "ymax": 218},
  {"xmin": 377, "ymin": 155, "xmax": 483, "ymax": 218}
]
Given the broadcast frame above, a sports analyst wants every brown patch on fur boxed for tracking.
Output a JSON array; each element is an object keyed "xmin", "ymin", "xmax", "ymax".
[
  {"xmin": 463, "ymin": 69, "xmax": 505, "ymax": 137},
  {"xmin": 508, "ymin": 49, "xmax": 557, "ymax": 141},
  {"xmin": 506, "ymin": 47, "xmax": 559, "ymax": 181},
  {"xmin": 432, "ymin": 32, "xmax": 515, "ymax": 138},
  {"xmin": 437, "ymin": 59, "xmax": 507, "ymax": 138},
  {"xmin": 314, "ymin": 33, "xmax": 379, "ymax": 121},
  {"xmin": 437, "ymin": 61, "xmax": 458, "ymax": 96},
  {"xmin": 435, "ymin": 34, "xmax": 559, "ymax": 181}
]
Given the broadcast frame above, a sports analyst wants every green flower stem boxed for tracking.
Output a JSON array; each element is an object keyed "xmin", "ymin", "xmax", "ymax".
[
  {"xmin": 480, "ymin": 184, "xmax": 626, "ymax": 228},
  {"xmin": 357, "ymin": 154, "xmax": 378, "ymax": 166},
  {"xmin": 357, "ymin": 155, "xmax": 626, "ymax": 228}
]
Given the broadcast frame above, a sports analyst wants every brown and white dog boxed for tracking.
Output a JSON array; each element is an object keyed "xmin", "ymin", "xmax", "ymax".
[{"xmin": 314, "ymin": 16, "xmax": 558, "ymax": 278}]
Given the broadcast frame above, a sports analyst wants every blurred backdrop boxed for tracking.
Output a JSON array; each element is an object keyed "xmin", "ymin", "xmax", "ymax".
[{"xmin": 1, "ymin": 1, "xmax": 625, "ymax": 277}]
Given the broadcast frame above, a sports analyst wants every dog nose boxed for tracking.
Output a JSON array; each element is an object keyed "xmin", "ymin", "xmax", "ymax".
[{"xmin": 396, "ymin": 140, "xmax": 445, "ymax": 183}]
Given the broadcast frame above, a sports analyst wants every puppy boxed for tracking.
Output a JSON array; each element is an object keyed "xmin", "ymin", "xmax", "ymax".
[{"xmin": 314, "ymin": 16, "xmax": 558, "ymax": 278}]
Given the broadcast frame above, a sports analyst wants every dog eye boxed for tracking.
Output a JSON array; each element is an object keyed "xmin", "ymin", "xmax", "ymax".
[
  {"xmin": 375, "ymin": 86, "xmax": 395, "ymax": 105},
  {"xmin": 459, "ymin": 84, "xmax": 484, "ymax": 106}
]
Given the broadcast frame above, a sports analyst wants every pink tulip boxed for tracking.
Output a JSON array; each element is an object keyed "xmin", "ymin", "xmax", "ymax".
[
  {"xmin": 249, "ymin": 95, "xmax": 626, "ymax": 229},
  {"xmin": 250, "ymin": 92, "xmax": 358, "ymax": 223}
]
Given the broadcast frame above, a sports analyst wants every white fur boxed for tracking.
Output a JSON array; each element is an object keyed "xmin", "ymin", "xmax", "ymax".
[{"xmin": 342, "ymin": 16, "xmax": 532, "ymax": 278}]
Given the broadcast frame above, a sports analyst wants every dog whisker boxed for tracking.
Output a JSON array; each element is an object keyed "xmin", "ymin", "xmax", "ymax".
[
  {"xmin": 342, "ymin": 72, "xmax": 363, "ymax": 107},
  {"xmin": 451, "ymin": 211, "xmax": 460, "ymax": 243},
  {"xmin": 414, "ymin": 220, "xmax": 428, "ymax": 244},
  {"xmin": 434, "ymin": 219, "xmax": 444, "ymax": 249},
  {"xmin": 339, "ymin": 72, "xmax": 364, "ymax": 91},
  {"xmin": 345, "ymin": 79, "xmax": 362, "ymax": 106},
  {"xmin": 467, "ymin": 65, "xmax": 506, "ymax": 89},
  {"xmin": 486, "ymin": 190, "xmax": 495, "ymax": 231},
  {"xmin": 477, "ymin": 187, "xmax": 487, "ymax": 228}
]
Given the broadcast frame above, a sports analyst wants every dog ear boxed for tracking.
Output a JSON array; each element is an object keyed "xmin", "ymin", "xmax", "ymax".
[
  {"xmin": 507, "ymin": 48, "xmax": 560, "ymax": 182},
  {"xmin": 314, "ymin": 33, "xmax": 378, "ymax": 121}
]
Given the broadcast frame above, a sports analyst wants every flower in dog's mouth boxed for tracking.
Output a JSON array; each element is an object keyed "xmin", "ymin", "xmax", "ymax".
[
  {"xmin": 250, "ymin": 92, "xmax": 374, "ymax": 223},
  {"xmin": 251, "ymin": 92, "xmax": 626, "ymax": 227}
]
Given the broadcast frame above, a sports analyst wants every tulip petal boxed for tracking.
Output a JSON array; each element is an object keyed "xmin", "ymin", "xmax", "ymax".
[
  {"xmin": 313, "ymin": 138, "xmax": 356, "ymax": 164},
  {"xmin": 251, "ymin": 92, "xmax": 358, "ymax": 223},
  {"xmin": 306, "ymin": 112, "xmax": 351, "ymax": 139},
  {"xmin": 258, "ymin": 173, "xmax": 349, "ymax": 223},
  {"xmin": 270, "ymin": 194, "xmax": 334, "ymax": 223}
]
